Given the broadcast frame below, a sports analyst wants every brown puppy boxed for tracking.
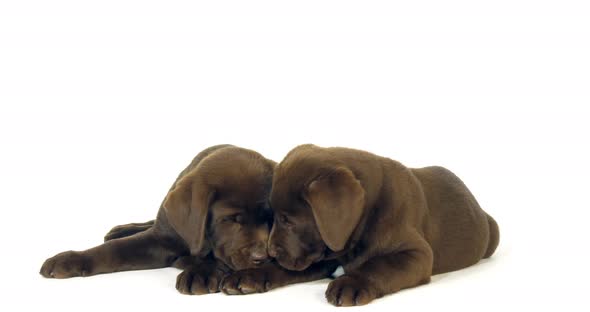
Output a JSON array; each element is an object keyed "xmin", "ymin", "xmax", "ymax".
[
  {"xmin": 40, "ymin": 145, "xmax": 335, "ymax": 294},
  {"xmin": 265, "ymin": 144, "xmax": 499, "ymax": 306}
]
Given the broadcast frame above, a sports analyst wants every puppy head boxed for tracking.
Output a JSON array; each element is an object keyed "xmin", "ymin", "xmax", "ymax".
[
  {"xmin": 268, "ymin": 145, "xmax": 365, "ymax": 271},
  {"xmin": 164, "ymin": 147, "xmax": 274, "ymax": 270}
]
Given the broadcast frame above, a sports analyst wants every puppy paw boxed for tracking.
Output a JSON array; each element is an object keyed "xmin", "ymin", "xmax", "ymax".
[
  {"xmin": 40, "ymin": 251, "xmax": 92, "ymax": 279},
  {"xmin": 176, "ymin": 268, "xmax": 223, "ymax": 295},
  {"xmin": 326, "ymin": 275, "xmax": 378, "ymax": 306},
  {"xmin": 220, "ymin": 269, "xmax": 270, "ymax": 295}
]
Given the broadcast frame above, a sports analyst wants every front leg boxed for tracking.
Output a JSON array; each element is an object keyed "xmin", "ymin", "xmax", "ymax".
[
  {"xmin": 173, "ymin": 255, "xmax": 231, "ymax": 295},
  {"xmin": 220, "ymin": 260, "xmax": 339, "ymax": 295},
  {"xmin": 40, "ymin": 229, "xmax": 183, "ymax": 278},
  {"xmin": 327, "ymin": 239, "xmax": 433, "ymax": 306}
]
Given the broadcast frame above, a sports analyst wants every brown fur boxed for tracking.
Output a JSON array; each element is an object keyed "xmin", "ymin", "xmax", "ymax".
[
  {"xmin": 40, "ymin": 145, "xmax": 336, "ymax": 295},
  {"xmin": 267, "ymin": 144, "xmax": 499, "ymax": 306}
]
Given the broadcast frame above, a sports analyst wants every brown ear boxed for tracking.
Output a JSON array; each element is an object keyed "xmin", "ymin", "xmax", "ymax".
[
  {"xmin": 304, "ymin": 167, "xmax": 365, "ymax": 252},
  {"xmin": 163, "ymin": 177, "xmax": 214, "ymax": 255}
]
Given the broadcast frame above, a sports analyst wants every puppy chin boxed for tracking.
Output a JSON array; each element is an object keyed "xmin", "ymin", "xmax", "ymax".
[{"xmin": 216, "ymin": 255, "xmax": 245, "ymax": 271}]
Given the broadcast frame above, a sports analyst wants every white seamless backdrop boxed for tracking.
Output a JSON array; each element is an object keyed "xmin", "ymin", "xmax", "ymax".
[{"xmin": 1, "ymin": 1, "xmax": 588, "ymax": 311}]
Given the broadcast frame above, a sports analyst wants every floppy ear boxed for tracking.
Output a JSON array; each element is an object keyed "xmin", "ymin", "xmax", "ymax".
[
  {"xmin": 163, "ymin": 177, "xmax": 214, "ymax": 256},
  {"xmin": 304, "ymin": 167, "xmax": 365, "ymax": 252}
]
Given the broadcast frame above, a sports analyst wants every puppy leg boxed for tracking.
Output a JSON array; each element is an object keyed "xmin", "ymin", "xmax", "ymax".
[
  {"xmin": 220, "ymin": 260, "xmax": 339, "ymax": 295},
  {"xmin": 327, "ymin": 241, "xmax": 433, "ymax": 306},
  {"xmin": 40, "ymin": 228, "xmax": 183, "ymax": 278},
  {"xmin": 103, "ymin": 220, "xmax": 155, "ymax": 241},
  {"xmin": 173, "ymin": 256, "xmax": 231, "ymax": 295}
]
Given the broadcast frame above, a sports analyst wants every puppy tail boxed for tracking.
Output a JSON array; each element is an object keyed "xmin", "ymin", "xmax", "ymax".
[{"xmin": 483, "ymin": 213, "xmax": 499, "ymax": 259}]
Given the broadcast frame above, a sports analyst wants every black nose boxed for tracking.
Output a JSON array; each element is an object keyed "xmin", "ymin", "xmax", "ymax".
[{"xmin": 250, "ymin": 249, "xmax": 269, "ymax": 265}]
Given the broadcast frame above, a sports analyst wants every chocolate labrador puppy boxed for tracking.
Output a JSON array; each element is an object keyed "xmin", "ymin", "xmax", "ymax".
[
  {"xmin": 261, "ymin": 144, "xmax": 499, "ymax": 306},
  {"xmin": 40, "ymin": 144, "xmax": 335, "ymax": 294}
]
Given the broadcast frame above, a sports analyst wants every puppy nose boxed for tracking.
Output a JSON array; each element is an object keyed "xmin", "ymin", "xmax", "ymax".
[{"xmin": 250, "ymin": 249, "xmax": 269, "ymax": 265}]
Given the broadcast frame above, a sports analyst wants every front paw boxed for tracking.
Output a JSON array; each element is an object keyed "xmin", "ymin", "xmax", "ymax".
[
  {"xmin": 326, "ymin": 275, "xmax": 378, "ymax": 307},
  {"xmin": 220, "ymin": 269, "xmax": 270, "ymax": 295},
  {"xmin": 40, "ymin": 251, "xmax": 92, "ymax": 279},
  {"xmin": 176, "ymin": 268, "xmax": 223, "ymax": 295}
]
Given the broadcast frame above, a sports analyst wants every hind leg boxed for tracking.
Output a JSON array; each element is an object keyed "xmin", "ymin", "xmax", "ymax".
[{"xmin": 104, "ymin": 220, "xmax": 155, "ymax": 241}]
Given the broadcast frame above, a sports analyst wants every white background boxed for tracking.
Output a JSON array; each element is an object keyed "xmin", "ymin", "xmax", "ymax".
[{"xmin": 1, "ymin": 0, "xmax": 589, "ymax": 311}]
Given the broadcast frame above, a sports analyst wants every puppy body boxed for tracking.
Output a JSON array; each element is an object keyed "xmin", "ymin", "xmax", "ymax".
[
  {"xmin": 411, "ymin": 166, "xmax": 499, "ymax": 273},
  {"xmin": 341, "ymin": 159, "xmax": 497, "ymax": 274},
  {"xmin": 269, "ymin": 144, "xmax": 499, "ymax": 306}
]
